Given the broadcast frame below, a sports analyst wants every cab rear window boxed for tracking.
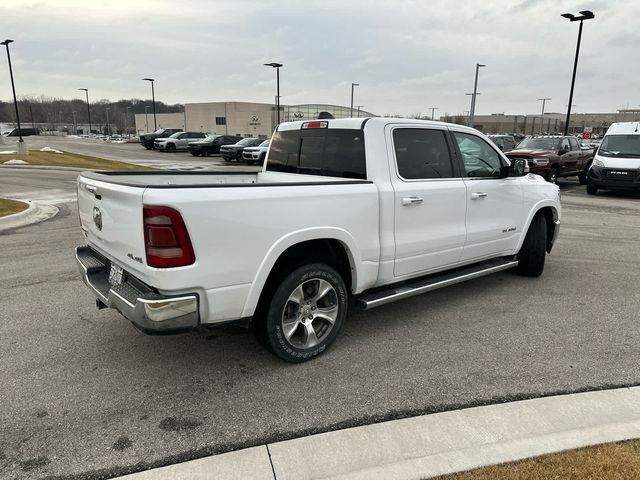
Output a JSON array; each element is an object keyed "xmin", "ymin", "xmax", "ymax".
[{"xmin": 267, "ymin": 129, "xmax": 366, "ymax": 179}]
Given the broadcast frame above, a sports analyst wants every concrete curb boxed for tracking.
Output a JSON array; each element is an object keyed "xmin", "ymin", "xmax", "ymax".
[
  {"xmin": 0, "ymin": 199, "xmax": 59, "ymax": 232},
  {"xmin": 114, "ymin": 386, "xmax": 640, "ymax": 480}
]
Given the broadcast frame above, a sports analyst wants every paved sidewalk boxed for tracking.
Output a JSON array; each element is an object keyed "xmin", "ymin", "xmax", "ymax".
[{"xmin": 116, "ymin": 386, "xmax": 640, "ymax": 480}]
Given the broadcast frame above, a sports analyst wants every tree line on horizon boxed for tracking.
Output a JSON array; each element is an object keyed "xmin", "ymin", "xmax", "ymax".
[{"xmin": 0, "ymin": 95, "xmax": 183, "ymax": 133}]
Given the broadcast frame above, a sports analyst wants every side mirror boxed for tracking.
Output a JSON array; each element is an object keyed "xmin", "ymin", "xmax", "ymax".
[{"xmin": 508, "ymin": 158, "xmax": 529, "ymax": 177}]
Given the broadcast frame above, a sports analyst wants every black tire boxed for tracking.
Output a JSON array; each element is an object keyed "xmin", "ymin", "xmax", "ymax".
[
  {"xmin": 256, "ymin": 263, "xmax": 348, "ymax": 363},
  {"xmin": 144, "ymin": 144, "xmax": 152, "ymax": 150},
  {"xmin": 517, "ymin": 214, "xmax": 547, "ymax": 277},
  {"xmin": 190, "ymin": 151, "xmax": 198, "ymax": 156},
  {"xmin": 224, "ymin": 157, "xmax": 231, "ymax": 162},
  {"xmin": 236, "ymin": 151, "xmax": 243, "ymax": 162},
  {"xmin": 203, "ymin": 148, "xmax": 210, "ymax": 157},
  {"xmin": 578, "ymin": 162, "xmax": 591, "ymax": 185},
  {"xmin": 587, "ymin": 183, "xmax": 598, "ymax": 195},
  {"xmin": 546, "ymin": 167, "xmax": 558, "ymax": 184},
  {"xmin": 166, "ymin": 143, "xmax": 176, "ymax": 153}
]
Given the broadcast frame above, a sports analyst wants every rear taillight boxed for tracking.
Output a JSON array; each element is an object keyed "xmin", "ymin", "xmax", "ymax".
[{"xmin": 143, "ymin": 206, "xmax": 195, "ymax": 268}]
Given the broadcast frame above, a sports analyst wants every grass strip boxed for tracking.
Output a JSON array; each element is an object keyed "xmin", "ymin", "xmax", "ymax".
[
  {"xmin": 434, "ymin": 439, "xmax": 640, "ymax": 480},
  {"xmin": 0, "ymin": 151, "xmax": 153, "ymax": 170},
  {"xmin": 0, "ymin": 198, "xmax": 29, "ymax": 217}
]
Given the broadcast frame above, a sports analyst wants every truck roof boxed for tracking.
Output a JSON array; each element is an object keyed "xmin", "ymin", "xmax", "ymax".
[
  {"xmin": 605, "ymin": 122, "xmax": 640, "ymax": 135},
  {"xmin": 276, "ymin": 117, "xmax": 478, "ymax": 132}
]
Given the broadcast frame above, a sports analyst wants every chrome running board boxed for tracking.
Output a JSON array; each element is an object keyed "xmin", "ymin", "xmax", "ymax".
[{"xmin": 358, "ymin": 258, "xmax": 519, "ymax": 310}]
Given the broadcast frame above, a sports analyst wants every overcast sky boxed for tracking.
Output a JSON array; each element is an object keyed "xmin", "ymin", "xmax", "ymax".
[{"xmin": 0, "ymin": 0, "xmax": 637, "ymax": 117}]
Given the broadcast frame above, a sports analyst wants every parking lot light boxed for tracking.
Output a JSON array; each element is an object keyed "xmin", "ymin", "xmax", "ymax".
[
  {"xmin": 1, "ymin": 39, "xmax": 27, "ymax": 153},
  {"xmin": 142, "ymin": 78, "xmax": 157, "ymax": 131},
  {"xmin": 350, "ymin": 83, "xmax": 359, "ymax": 117},
  {"xmin": 469, "ymin": 63, "xmax": 486, "ymax": 128},
  {"xmin": 561, "ymin": 10, "xmax": 595, "ymax": 135},
  {"xmin": 78, "ymin": 88, "xmax": 92, "ymax": 136},
  {"xmin": 264, "ymin": 63, "xmax": 283, "ymax": 125},
  {"xmin": 538, "ymin": 98, "xmax": 551, "ymax": 134}
]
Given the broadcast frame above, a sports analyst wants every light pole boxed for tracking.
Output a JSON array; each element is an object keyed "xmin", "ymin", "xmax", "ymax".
[
  {"xmin": 537, "ymin": 98, "xmax": 551, "ymax": 134},
  {"xmin": 1, "ymin": 39, "xmax": 27, "ymax": 154},
  {"xmin": 264, "ymin": 63, "xmax": 283, "ymax": 125},
  {"xmin": 561, "ymin": 10, "xmax": 594, "ymax": 135},
  {"xmin": 350, "ymin": 83, "xmax": 359, "ymax": 117},
  {"xmin": 355, "ymin": 105, "xmax": 364, "ymax": 117},
  {"xmin": 78, "ymin": 88, "xmax": 92, "ymax": 136},
  {"xmin": 469, "ymin": 63, "xmax": 486, "ymax": 128},
  {"xmin": 72, "ymin": 110, "xmax": 77, "ymax": 135},
  {"xmin": 465, "ymin": 93, "xmax": 480, "ymax": 126},
  {"xmin": 142, "ymin": 78, "xmax": 157, "ymax": 131},
  {"xmin": 105, "ymin": 107, "xmax": 111, "ymax": 136},
  {"xmin": 182, "ymin": 105, "xmax": 187, "ymax": 130},
  {"xmin": 429, "ymin": 107, "xmax": 439, "ymax": 121},
  {"xmin": 126, "ymin": 106, "xmax": 131, "ymax": 140},
  {"xmin": 144, "ymin": 106, "xmax": 150, "ymax": 133}
]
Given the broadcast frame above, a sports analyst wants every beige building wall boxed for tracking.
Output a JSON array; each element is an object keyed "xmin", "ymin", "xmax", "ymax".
[{"xmin": 134, "ymin": 102, "xmax": 275, "ymax": 138}]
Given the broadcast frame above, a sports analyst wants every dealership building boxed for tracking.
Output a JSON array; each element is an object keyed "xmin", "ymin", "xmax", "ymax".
[{"xmin": 134, "ymin": 102, "xmax": 376, "ymax": 138}]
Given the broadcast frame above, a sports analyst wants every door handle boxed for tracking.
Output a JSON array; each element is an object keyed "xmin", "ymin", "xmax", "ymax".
[
  {"xmin": 471, "ymin": 192, "xmax": 488, "ymax": 200},
  {"xmin": 402, "ymin": 196, "xmax": 423, "ymax": 206}
]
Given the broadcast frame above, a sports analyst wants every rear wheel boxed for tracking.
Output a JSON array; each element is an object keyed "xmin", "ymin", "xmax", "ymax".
[
  {"xmin": 166, "ymin": 143, "xmax": 176, "ymax": 153},
  {"xmin": 546, "ymin": 167, "xmax": 558, "ymax": 184},
  {"xmin": 517, "ymin": 214, "xmax": 546, "ymax": 277},
  {"xmin": 255, "ymin": 263, "xmax": 348, "ymax": 363}
]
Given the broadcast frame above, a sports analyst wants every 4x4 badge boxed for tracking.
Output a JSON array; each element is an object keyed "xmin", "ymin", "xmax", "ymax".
[{"xmin": 93, "ymin": 207, "xmax": 102, "ymax": 231}]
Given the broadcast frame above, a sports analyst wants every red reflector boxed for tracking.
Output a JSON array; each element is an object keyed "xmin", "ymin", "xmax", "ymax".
[
  {"xmin": 143, "ymin": 206, "xmax": 195, "ymax": 268},
  {"xmin": 301, "ymin": 121, "xmax": 328, "ymax": 129}
]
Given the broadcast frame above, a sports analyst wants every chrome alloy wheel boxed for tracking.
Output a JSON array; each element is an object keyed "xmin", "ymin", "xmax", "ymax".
[{"xmin": 280, "ymin": 278, "xmax": 339, "ymax": 349}]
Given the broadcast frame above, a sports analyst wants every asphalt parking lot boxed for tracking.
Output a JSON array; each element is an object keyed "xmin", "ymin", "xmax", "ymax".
[{"xmin": 0, "ymin": 168, "xmax": 639, "ymax": 479}]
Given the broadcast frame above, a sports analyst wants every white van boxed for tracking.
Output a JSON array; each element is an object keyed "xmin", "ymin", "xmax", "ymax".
[{"xmin": 587, "ymin": 122, "xmax": 640, "ymax": 194}]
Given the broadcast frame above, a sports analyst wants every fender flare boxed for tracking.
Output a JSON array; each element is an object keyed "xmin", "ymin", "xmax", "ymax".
[
  {"xmin": 515, "ymin": 200, "xmax": 560, "ymax": 253},
  {"xmin": 240, "ymin": 227, "xmax": 361, "ymax": 318}
]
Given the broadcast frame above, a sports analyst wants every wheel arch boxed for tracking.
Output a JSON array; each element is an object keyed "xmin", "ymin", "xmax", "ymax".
[
  {"xmin": 516, "ymin": 203, "xmax": 560, "ymax": 254},
  {"xmin": 241, "ymin": 230, "xmax": 360, "ymax": 318}
]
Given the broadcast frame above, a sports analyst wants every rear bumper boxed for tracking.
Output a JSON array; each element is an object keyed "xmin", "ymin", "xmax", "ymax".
[{"xmin": 75, "ymin": 246, "xmax": 199, "ymax": 334}]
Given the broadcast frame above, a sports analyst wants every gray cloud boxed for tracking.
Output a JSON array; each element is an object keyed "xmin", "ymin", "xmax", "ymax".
[{"xmin": 0, "ymin": 0, "xmax": 637, "ymax": 116}]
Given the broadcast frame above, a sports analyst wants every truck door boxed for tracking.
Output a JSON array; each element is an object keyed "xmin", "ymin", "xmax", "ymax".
[
  {"xmin": 389, "ymin": 126, "xmax": 467, "ymax": 277},
  {"xmin": 568, "ymin": 137, "xmax": 584, "ymax": 172},
  {"xmin": 450, "ymin": 131, "xmax": 524, "ymax": 261}
]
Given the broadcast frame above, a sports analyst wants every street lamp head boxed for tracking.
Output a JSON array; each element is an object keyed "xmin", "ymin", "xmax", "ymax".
[
  {"xmin": 561, "ymin": 13, "xmax": 575, "ymax": 20},
  {"xmin": 562, "ymin": 11, "xmax": 594, "ymax": 21},
  {"xmin": 264, "ymin": 63, "xmax": 283, "ymax": 68},
  {"xmin": 78, "ymin": 88, "xmax": 88, "ymax": 92},
  {"xmin": 1, "ymin": 39, "xmax": 14, "ymax": 46},
  {"xmin": 477, "ymin": 63, "xmax": 486, "ymax": 68},
  {"xmin": 142, "ymin": 78, "xmax": 154, "ymax": 82},
  {"xmin": 579, "ymin": 10, "xmax": 595, "ymax": 19}
]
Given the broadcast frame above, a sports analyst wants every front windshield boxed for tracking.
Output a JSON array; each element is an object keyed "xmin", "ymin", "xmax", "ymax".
[
  {"xmin": 168, "ymin": 132, "xmax": 182, "ymax": 138},
  {"xmin": 259, "ymin": 139, "xmax": 270, "ymax": 147},
  {"xmin": 205, "ymin": 135, "xmax": 221, "ymax": 141},
  {"xmin": 517, "ymin": 138, "xmax": 559, "ymax": 150},
  {"xmin": 599, "ymin": 135, "xmax": 640, "ymax": 157},
  {"xmin": 237, "ymin": 138, "xmax": 256, "ymax": 146},
  {"xmin": 153, "ymin": 129, "xmax": 165, "ymax": 134}
]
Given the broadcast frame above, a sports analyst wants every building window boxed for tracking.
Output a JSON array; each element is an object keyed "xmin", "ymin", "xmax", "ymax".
[{"xmin": 215, "ymin": 117, "xmax": 226, "ymax": 125}]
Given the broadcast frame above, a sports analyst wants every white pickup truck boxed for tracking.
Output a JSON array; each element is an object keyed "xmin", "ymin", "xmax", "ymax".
[{"xmin": 75, "ymin": 118, "xmax": 561, "ymax": 362}]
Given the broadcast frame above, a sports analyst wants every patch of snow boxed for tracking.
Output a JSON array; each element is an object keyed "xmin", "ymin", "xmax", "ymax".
[
  {"xmin": 3, "ymin": 159, "xmax": 29, "ymax": 165},
  {"xmin": 66, "ymin": 135, "xmax": 81, "ymax": 139},
  {"xmin": 0, "ymin": 150, "xmax": 17, "ymax": 154},
  {"xmin": 39, "ymin": 147, "xmax": 63, "ymax": 153}
]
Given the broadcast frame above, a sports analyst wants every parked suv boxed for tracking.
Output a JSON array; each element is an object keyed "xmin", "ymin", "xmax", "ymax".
[
  {"xmin": 188, "ymin": 135, "xmax": 244, "ymax": 156},
  {"xmin": 242, "ymin": 139, "xmax": 270, "ymax": 164},
  {"xmin": 488, "ymin": 134, "xmax": 516, "ymax": 152},
  {"xmin": 139, "ymin": 128, "xmax": 183, "ymax": 149},
  {"xmin": 220, "ymin": 137, "xmax": 263, "ymax": 161},
  {"xmin": 5, "ymin": 127, "xmax": 39, "ymax": 137},
  {"xmin": 155, "ymin": 131, "xmax": 206, "ymax": 152},
  {"xmin": 587, "ymin": 122, "xmax": 640, "ymax": 195}
]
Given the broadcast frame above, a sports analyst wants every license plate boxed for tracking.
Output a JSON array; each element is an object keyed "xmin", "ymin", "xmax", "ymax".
[{"xmin": 108, "ymin": 264, "xmax": 125, "ymax": 286}]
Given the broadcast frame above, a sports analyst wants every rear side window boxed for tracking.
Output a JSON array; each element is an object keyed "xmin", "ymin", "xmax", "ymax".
[
  {"xmin": 393, "ymin": 128, "xmax": 454, "ymax": 179},
  {"xmin": 267, "ymin": 129, "xmax": 366, "ymax": 179}
]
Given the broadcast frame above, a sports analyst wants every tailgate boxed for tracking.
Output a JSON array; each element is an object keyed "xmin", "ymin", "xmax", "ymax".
[{"xmin": 78, "ymin": 174, "xmax": 147, "ymax": 275}]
